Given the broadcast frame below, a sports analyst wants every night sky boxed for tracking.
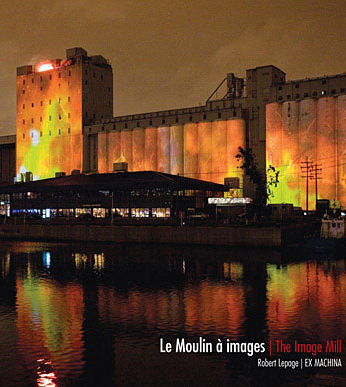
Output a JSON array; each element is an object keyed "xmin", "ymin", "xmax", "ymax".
[{"xmin": 1, "ymin": 0, "xmax": 345, "ymax": 135}]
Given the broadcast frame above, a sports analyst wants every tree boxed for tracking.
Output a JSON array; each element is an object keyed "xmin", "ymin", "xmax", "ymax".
[{"xmin": 236, "ymin": 147, "xmax": 279, "ymax": 216}]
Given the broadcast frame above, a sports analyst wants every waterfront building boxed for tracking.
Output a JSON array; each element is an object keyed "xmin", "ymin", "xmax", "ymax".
[
  {"xmin": 1, "ymin": 47, "xmax": 346, "ymax": 209},
  {"xmin": 0, "ymin": 171, "xmax": 225, "ymax": 219}
]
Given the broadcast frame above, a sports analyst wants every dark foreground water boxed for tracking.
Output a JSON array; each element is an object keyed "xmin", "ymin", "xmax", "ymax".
[{"xmin": 0, "ymin": 241, "xmax": 345, "ymax": 386}]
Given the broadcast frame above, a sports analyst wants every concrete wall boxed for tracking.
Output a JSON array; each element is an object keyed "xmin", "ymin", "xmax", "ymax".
[{"xmin": 0, "ymin": 224, "xmax": 282, "ymax": 246}]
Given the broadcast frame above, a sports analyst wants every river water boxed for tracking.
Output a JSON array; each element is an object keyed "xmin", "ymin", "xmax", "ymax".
[{"xmin": 0, "ymin": 241, "xmax": 345, "ymax": 386}]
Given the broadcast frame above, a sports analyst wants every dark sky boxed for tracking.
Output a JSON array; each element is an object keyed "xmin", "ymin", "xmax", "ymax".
[{"xmin": 1, "ymin": 0, "xmax": 346, "ymax": 135}]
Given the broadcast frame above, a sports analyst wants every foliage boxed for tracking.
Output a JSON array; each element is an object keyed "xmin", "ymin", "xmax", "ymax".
[{"xmin": 236, "ymin": 147, "xmax": 280, "ymax": 214}]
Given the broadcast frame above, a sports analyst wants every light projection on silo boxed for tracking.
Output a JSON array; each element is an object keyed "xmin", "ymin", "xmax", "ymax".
[
  {"xmin": 16, "ymin": 61, "xmax": 82, "ymax": 180},
  {"xmin": 266, "ymin": 96, "xmax": 346, "ymax": 209},
  {"xmin": 98, "ymin": 119, "xmax": 246, "ymax": 185}
]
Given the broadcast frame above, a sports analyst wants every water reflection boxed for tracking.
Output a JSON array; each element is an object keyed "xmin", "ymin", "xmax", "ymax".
[{"xmin": 0, "ymin": 242, "xmax": 345, "ymax": 385}]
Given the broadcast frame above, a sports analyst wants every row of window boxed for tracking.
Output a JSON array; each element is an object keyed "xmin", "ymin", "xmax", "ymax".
[
  {"xmin": 278, "ymin": 79, "xmax": 339, "ymax": 91},
  {"xmin": 278, "ymin": 85, "xmax": 345, "ymax": 93},
  {"xmin": 22, "ymin": 127, "xmax": 71, "ymax": 139},
  {"xmin": 22, "ymin": 97, "xmax": 71, "ymax": 109},
  {"xmin": 85, "ymin": 69, "xmax": 104, "ymax": 80},
  {"xmin": 22, "ymin": 70, "xmax": 73, "ymax": 85},
  {"xmin": 278, "ymin": 88, "xmax": 346, "ymax": 101},
  {"xmin": 22, "ymin": 82, "xmax": 70, "ymax": 93},
  {"xmin": 11, "ymin": 207, "xmax": 171, "ymax": 218},
  {"xmin": 90, "ymin": 112, "xmax": 230, "ymax": 133},
  {"xmin": 22, "ymin": 69, "xmax": 109, "ymax": 86},
  {"xmin": 22, "ymin": 113, "xmax": 70, "ymax": 125}
]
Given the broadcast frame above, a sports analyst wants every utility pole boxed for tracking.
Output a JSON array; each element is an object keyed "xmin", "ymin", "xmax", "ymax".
[
  {"xmin": 310, "ymin": 163, "xmax": 322, "ymax": 211},
  {"xmin": 301, "ymin": 159, "xmax": 314, "ymax": 213}
]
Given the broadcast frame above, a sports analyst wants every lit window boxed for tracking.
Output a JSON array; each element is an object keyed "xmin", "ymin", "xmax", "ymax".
[
  {"xmin": 131, "ymin": 208, "xmax": 149, "ymax": 217},
  {"xmin": 152, "ymin": 208, "xmax": 170, "ymax": 217}
]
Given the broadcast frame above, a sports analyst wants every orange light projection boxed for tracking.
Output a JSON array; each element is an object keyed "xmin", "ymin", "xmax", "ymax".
[
  {"xmin": 266, "ymin": 260, "xmax": 346, "ymax": 341},
  {"xmin": 16, "ymin": 271, "xmax": 85, "ymax": 384},
  {"xmin": 266, "ymin": 96, "xmax": 346, "ymax": 209},
  {"xmin": 98, "ymin": 119, "xmax": 246, "ymax": 184},
  {"xmin": 16, "ymin": 63, "xmax": 83, "ymax": 180}
]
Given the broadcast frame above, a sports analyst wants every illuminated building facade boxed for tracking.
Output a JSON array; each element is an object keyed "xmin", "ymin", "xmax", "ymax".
[
  {"xmin": 266, "ymin": 77, "xmax": 346, "ymax": 209},
  {"xmin": 16, "ymin": 47, "xmax": 113, "ymax": 180},
  {"xmin": 12, "ymin": 47, "xmax": 346, "ymax": 209}
]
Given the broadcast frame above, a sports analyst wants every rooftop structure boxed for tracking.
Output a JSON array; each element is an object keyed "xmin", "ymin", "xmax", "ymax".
[{"xmin": 0, "ymin": 171, "xmax": 226, "ymax": 219}]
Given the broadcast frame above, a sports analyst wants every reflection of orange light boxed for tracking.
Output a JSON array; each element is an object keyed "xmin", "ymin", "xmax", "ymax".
[
  {"xmin": 38, "ymin": 63, "xmax": 54, "ymax": 72},
  {"xmin": 37, "ymin": 372, "xmax": 57, "ymax": 387}
]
